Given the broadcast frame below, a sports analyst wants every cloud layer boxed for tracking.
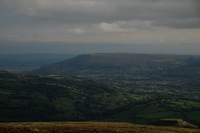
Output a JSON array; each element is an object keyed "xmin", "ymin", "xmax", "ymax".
[
  {"xmin": 4, "ymin": 0, "xmax": 198, "ymax": 26},
  {"xmin": 0, "ymin": 0, "xmax": 199, "ymax": 54}
]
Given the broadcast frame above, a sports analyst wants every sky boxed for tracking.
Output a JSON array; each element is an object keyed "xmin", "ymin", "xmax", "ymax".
[{"xmin": 0, "ymin": 0, "xmax": 200, "ymax": 55}]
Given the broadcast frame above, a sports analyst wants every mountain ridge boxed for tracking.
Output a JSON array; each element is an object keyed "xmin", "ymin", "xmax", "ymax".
[
  {"xmin": 32, "ymin": 53, "xmax": 200, "ymax": 75},
  {"xmin": 49, "ymin": 53, "xmax": 200, "ymax": 66}
]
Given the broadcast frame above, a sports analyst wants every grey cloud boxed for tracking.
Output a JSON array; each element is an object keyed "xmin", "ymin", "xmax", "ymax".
[
  {"xmin": 0, "ymin": 0, "xmax": 200, "ymax": 53},
  {"xmin": 153, "ymin": 18, "xmax": 200, "ymax": 29},
  {"xmin": 3, "ymin": 0, "xmax": 198, "ymax": 29}
]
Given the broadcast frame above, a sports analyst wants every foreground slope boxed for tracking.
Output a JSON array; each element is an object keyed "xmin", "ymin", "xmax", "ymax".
[{"xmin": 0, "ymin": 122, "xmax": 199, "ymax": 133}]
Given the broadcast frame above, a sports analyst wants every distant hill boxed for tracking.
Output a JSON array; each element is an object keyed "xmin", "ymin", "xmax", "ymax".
[{"xmin": 32, "ymin": 53, "xmax": 200, "ymax": 75}]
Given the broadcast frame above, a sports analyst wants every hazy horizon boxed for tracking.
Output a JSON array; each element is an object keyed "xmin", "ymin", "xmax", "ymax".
[{"xmin": 0, "ymin": 0, "xmax": 200, "ymax": 55}]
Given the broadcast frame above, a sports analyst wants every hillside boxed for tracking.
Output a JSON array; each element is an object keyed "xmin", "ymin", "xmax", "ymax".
[
  {"xmin": 0, "ymin": 70, "xmax": 127, "ymax": 122},
  {"xmin": 0, "ymin": 122, "xmax": 199, "ymax": 133},
  {"xmin": 0, "ymin": 70, "xmax": 200, "ymax": 126}
]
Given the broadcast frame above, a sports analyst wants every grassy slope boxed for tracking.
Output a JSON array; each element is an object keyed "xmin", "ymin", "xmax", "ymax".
[{"xmin": 0, "ymin": 70, "xmax": 128, "ymax": 122}]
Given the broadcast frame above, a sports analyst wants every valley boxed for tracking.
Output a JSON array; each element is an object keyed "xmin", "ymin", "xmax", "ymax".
[{"xmin": 0, "ymin": 53, "xmax": 200, "ymax": 128}]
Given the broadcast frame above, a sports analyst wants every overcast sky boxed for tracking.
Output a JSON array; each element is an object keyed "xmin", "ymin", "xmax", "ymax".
[{"xmin": 0, "ymin": 0, "xmax": 200, "ymax": 55}]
